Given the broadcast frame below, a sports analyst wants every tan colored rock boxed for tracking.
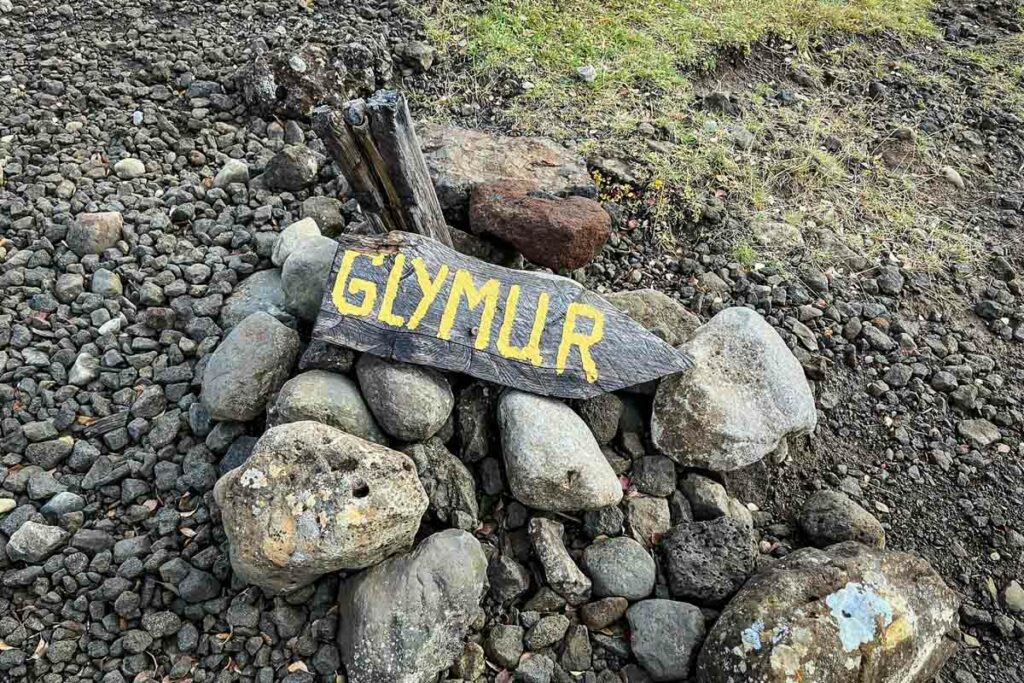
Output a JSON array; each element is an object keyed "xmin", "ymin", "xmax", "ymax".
[
  {"xmin": 420, "ymin": 124, "xmax": 596, "ymax": 226},
  {"xmin": 696, "ymin": 542, "xmax": 959, "ymax": 683},
  {"xmin": 214, "ymin": 421, "xmax": 428, "ymax": 593},
  {"xmin": 603, "ymin": 289, "xmax": 701, "ymax": 347},
  {"xmin": 67, "ymin": 212, "xmax": 123, "ymax": 256}
]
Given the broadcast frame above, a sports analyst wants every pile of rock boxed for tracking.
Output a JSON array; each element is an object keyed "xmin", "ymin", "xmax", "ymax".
[
  {"xmin": 0, "ymin": 76, "xmax": 964, "ymax": 677},
  {"xmin": 198, "ymin": 209, "xmax": 960, "ymax": 681}
]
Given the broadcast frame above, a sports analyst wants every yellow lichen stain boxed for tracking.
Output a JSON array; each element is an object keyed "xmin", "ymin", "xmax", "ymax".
[
  {"xmin": 768, "ymin": 643, "xmax": 804, "ymax": 679},
  {"xmin": 262, "ymin": 509, "xmax": 296, "ymax": 567},
  {"xmin": 336, "ymin": 506, "xmax": 366, "ymax": 526},
  {"xmin": 881, "ymin": 616, "xmax": 914, "ymax": 648}
]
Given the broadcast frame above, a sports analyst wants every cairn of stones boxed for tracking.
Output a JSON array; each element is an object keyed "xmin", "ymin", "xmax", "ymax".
[
  {"xmin": 0, "ymin": 69, "xmax": 961, "ymax": 680},
  {"xmin": 197, "ymin": 101, "xmax": 961, "ymax": 681}
]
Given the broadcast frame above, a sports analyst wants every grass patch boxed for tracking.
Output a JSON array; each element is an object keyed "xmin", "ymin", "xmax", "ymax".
[
  {"xmin": 423, "ymin": 0, "xmax": 1007, "ymax": 273},
  {"xmin": 430, "ymin": 0, "xmax": 933, "ymax": 100}
]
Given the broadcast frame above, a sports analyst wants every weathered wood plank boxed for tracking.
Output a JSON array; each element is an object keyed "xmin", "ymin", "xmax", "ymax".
[
  {"xmin": 81, "ymin": 411, "xmax": 129, "ymax": 437},
  {"xmin": 312, "ymin": 105, "xmax": 388, "ymax": 234},
  {"xmin": 364, "ymin": 91, "xmax": 453, "ymax": 246},
  {"xmin": 312, "ymin": 232, "xmax": 693, "ymax": 398},
  {"xmin": 312, "ymin": 91, "xmax": 453, "ymax": 246}
]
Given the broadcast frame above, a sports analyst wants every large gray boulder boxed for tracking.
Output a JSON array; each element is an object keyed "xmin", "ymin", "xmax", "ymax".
[
  {"xmin": 268, "ymin": 370, "xmax": 386, "ymax": 444},
  {"xmin": 201, "ymin": 312, "xmax": 299, "ymax": 421},
  {"xmin": 628, "ymin": 599, "xmax": 706, "ymax": 681},
  {"xmin": 651, "ymin": 307, "xmax": 816, "ymax": 471},
  {"xmin": 337, "ymin": 529, "xmax": 488, "ymax": 683},
  {"xmin": 214, "ymin": 421, "xmax": 427, "ymax": 594},
  {"xmin": 281, "ymin": 234, "xmax": 338, "ymax": 321},
  {"xmin": 220, "ymin": 269, "xmax": 294, "ymax": 329},
  {"xmin": 696, "ymin": 542, "xmax": 960, "ymax": 683},
  {"xmin": 356, "ymin": 354, "xmax": 453, "ymax": 442},
  {"xmin": 498, "ymin": 391, "xmax": 622, "ymax": 511},
  {"xmin": 603, "ymin": 289, "xmax": 701, "ymax": 347}
]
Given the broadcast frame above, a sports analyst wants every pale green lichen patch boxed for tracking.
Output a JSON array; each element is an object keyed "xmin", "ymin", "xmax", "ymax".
[{"xmin": 825, "ymin": 581, "xmax": 895, "ymax": 652}]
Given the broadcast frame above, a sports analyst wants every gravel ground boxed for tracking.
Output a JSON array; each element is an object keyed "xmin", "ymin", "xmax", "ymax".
[
  {"xmin": 0, "ymin": 1, "xmax": 428, "ymax": 681},
  {"xmin": 1, "ymin": 0, "xmax": 1023, "ymax": 682}
]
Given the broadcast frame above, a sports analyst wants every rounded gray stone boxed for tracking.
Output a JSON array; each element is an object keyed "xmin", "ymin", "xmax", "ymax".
[
  {"xmin": 214, "ymin": 158, "xmax": 249, "ymax": 188},
  {"xmin": 798, "ymin": 490, "xmax": 885, "ymax": 549},
  {"xmin": 498, "ymin": 390, "xmax": 622, "ymax": 512},
  {"xmin": 220, "ymin": 269, "xmax": 294, "ymax": 329},
  {"xmin": 651, "ymin": 307, "xmax": 817, "ymax": 471},
  {"xmin": 281, "ymin": 234, "xmax": 337, "ymax": 321},
  {"xmin": 582, "ymin": 536, "xmax": 656, "ymax": 600},
  {"xmin": 201, "ymin": 312, "xmax": 300, "ymax": 421},
  {"xmin": 627, "ymin": 599, "xmax": 705, "ymax": 681},
  {"xmin": 268, "ymin": 369, "xmax": 385, "ymax": 444},
  {"xmin": 90, "ymin": 268, "xmax": 122, "ymax": 297},
  {"xmin": 272, "ymin": 217, "xmax": 321, "ymax": 268},
  {"xmin": 114, "ymin": 157, "xmax": 146, "ymax": 179},
  {"xmin": 337, "ymin": 529, "xmax": 487, "ymax": 683},
  {"xmin": 356, "ymin": 354, "xmax": 453, "ymax": 442}
]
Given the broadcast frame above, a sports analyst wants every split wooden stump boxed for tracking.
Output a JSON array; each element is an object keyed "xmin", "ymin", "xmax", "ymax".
[{"xmin": 312, "ymin": 90, "xmax": 453, "ymax": 247}]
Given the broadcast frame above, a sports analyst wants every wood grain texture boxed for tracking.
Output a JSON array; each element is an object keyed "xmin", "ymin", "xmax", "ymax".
[
  {"xmin": 81, "ymin": 411, "xmax": 129, "ymax": 436},
  {"xmin": 312, "ymin": 105, "xmax": 388, "ymax": 234},
  {"xmin": 312, "ymin": 232, "xmax": 693, "ymax": 398},
  {"xmin": 312, "ymin": 91, "xmax": 453, "ymax": 246},
  {"xmin": 365, "ymin": 91, "xmax": 453, "ymax": 246}
]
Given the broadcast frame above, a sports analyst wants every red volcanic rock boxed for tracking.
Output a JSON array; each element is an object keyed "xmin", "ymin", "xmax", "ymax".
[{"xmin": 469, "ymin": 180, "xmax": 610, "ymax": 271}]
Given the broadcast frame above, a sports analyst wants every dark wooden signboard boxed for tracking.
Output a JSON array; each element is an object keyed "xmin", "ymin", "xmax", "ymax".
[{"xmin": 312, "ymin": 232, "xmax": 693, "ymax": 399}]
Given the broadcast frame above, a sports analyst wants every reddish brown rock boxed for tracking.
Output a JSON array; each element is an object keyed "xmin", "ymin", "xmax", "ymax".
[{"xmin": 469, "ymin": 180, "xmax": 610, "ymax": 271}]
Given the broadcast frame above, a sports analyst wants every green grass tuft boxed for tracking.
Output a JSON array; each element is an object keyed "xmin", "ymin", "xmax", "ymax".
[{"xmin": 431, "ymin": 0, "xmax": 934, "ymax": 101}]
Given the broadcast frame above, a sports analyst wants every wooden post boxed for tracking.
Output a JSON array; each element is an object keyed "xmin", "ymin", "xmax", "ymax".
[{"xmin": 312, "ymin": 90, "xmax": 454, "ymax": 247}]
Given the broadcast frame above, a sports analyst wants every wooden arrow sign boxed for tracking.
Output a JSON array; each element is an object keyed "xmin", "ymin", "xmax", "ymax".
[{"xmin": 312, "ymin": 232, "xmax": 693, "ymax": 398}]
